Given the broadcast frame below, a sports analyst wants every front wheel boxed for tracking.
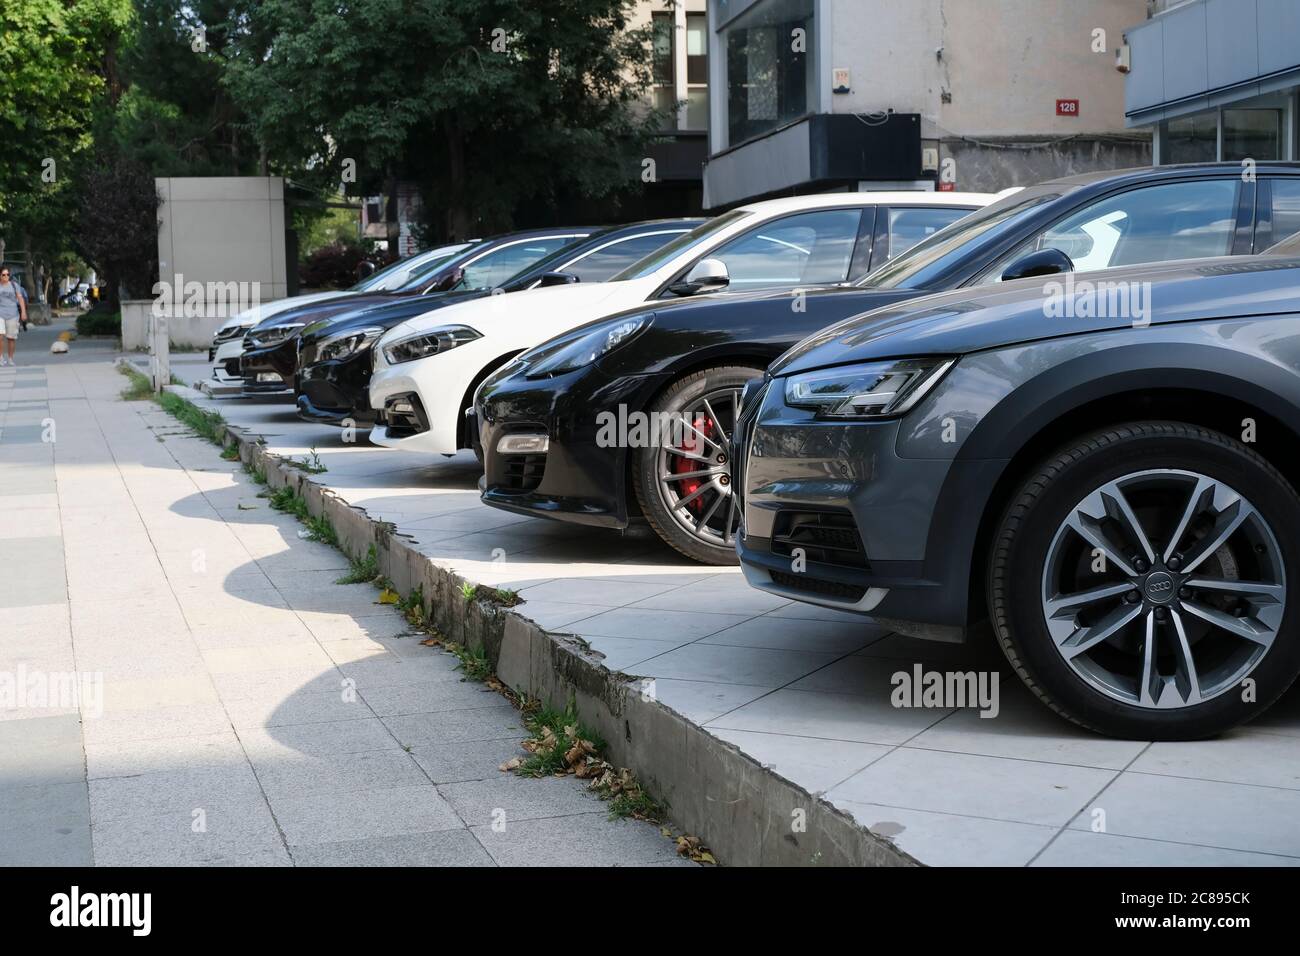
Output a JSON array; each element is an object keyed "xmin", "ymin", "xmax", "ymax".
[
  {"xmin": 989, "ymin": 422, "xmax": 1300, "ymax": 739},
  {"xmin": 632, "ymin": 366, "xmax": 761, "ymax": 565}
]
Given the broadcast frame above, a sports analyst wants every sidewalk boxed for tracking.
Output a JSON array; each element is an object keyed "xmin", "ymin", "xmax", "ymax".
[
  {"xmin": 0, "ymin": 326, "xmax": 688, "ymax": 866},
  {"xmin": 168, "ymin": 347, "xmax": 1300, "ymax": 868}
]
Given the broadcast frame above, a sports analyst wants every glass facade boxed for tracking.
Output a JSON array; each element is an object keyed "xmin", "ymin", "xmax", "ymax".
[
  {"xmin": 724, "ymin": 0, "xmax": 815, "ymax": 147},
  {"xmin": 649, "ymin": 7, "xmax": 709, "ymax": 132},
  {"xmin": 1158, "ymin": 102, "xmax": 1290, "ymax": 164}
]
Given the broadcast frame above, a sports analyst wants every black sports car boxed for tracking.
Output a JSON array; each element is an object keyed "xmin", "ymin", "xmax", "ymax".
[
  {"xmin": 238, "ymin": 227, "xmax": 594, "ymax": 393},
  {"xmin": 475, "ymin": 162, "xmax": 1300, "ymax": 564},
  {"xmin": 295, "ymin": 219, "xmax": 703, "ymax": 429}
]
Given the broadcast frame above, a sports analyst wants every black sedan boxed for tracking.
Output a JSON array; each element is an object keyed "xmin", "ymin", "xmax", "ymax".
[
  {"xmin": 295, "ymin": 219, "xmax": 703, "ymax": 429},
  {"xmin": 238, "ymin": 226, "xmax": 594, "ymax": 392},
  {"xmin": 475, "ymin": 161, "xmax": 1300, "ymax": 564}
]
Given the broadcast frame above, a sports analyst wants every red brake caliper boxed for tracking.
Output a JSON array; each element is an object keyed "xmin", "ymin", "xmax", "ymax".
[{"xmin": 672, "ymin": 413, "xmax": 714, "ymax": 514}]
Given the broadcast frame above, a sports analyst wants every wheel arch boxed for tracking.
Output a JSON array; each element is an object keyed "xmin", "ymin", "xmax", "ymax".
[
  {"xmin": 456, "ymin": 350, "xmax": 524, "ymax": 449},
  {"xmin": 959, "ymin": 359, "xmax": 1300, "ymax": 627}
]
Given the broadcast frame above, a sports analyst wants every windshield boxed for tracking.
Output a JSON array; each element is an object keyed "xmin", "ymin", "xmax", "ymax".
[
  {"xmin": 503, "ymin": 230, "xmax": 613, "ymax": 279},
  {"xmin": 610, "ymin": 210, "xmax": 753, "ymax": 281},
  {"xmin": 350, "ymin": 243, "xmax": 475, "ymax": 292},
  {"xmin": 859, "ymin": 190, "xmax": 1060, "ymax": 290},
  {"xmin": 394, "ymin": 243, "xmax": 486, "ymax": 291}
]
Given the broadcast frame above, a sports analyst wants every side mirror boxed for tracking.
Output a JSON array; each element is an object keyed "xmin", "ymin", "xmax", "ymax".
[
  {"xmin": 536, "ymin": 271, "xmax": 579, "ymax": 288},
  {"xmin": 355, "ymin": 260, "xmax": 377, "ymax": 279},
  {"xmin": 668, "ymin": 258, "xmax": 730, "ymax": 297},
  {"xmin": 432, "ymin": 267, "xmax": 465, "ymax": 292},
  {"xmin": 1001, "ymin": 248, "xmax": 1074, "ymax": 282}
]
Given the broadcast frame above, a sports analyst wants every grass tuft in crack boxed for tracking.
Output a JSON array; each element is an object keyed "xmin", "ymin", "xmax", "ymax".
[
  {"xmin": 336, "ymin": 545, "xmax": 380, "ymax": 584},
  {"xmin": 286, "ymin": 448, "xmax": 327, "ymax": 474},
  {"xmin": 118, "ymin": 363, "xmax": 226, "ymax": 445}
]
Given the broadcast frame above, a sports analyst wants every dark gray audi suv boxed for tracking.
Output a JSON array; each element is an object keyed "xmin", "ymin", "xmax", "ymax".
[{"xmin": 734, "ymin": 238, "xmax": 1300, "ymax": 738}]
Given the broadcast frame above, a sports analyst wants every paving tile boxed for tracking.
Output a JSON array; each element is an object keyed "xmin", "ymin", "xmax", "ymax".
[
  {"xmin": 650, "ymin": 678, "xmax": 771, "ymax": 724},
  {"xmin": 1128, "ymin": 731, "xmax": 1300, "ymax": 790},
  {"xmin": 518, "ymin": 577, "xmax": 684, "ymax": 607},
  {"xmin": 1067, "ymin": 771, "xmax": 1300, "ymax": 857},
  {"xmin": 291, "ymin": 829, "xmax": 495, "ymax": 867},
  {"xmin": 699, "ymin": 615, "xmax": 874, "ymax": 655},
  {"xmin": 708, "ymin": 728, "xmax": 889, "ymax": 793},
  {"xmin": 631, "ymin": 577, "xmax": 791, "ymax": 615},
  {"xmin": 471, "ymin": 811, "xmax": 683, "ymax": 867},
  {"xmin": 0, "ymin": 780, "xmax": 93, "ymax": 866},
  {"xmin": 441, "ymin": 773, "xmax": 605, "ymax": 827},
  {"xmin": 1033, "ymin": 829, "xmax": 1300, "ymax": 866},
  {"xmin": 409, "ymin": 737, "xmax": 528, "ymax": 784},
  {"xmin": 268, "ymin": 784, "xmax": 463, "ymax": 846},
  {"xmin": 628, "ymin": 642, "xmax": 838, "ymax": 687},
  {"xmin": 571, "ymin": 606, "xmax": 749, "ymax": 642},
  {"xmin": 89, "ymin": 763, "xmax": 264, "ymax": 822},
  {"xmin": 249, "ymin": 749, "xmax": 430, "ymax": 799},
  {"xmin": 708, "ymin": 687, "xmax": 949, "ymax": 745},
  {"xmin": 359, "ymin": 679, "xmax": 507, "ymax": 718},
  {"xmin": 381, "ymin": 700, "xmax": 526, "ymax": 747},
  {"xmin": 839, "ymin": 800, "xmax": 1057, "ymax": 867},
  {"xmin": 829, "ymin": 748, "xmax": 1116, "ymax": 827},
  {"xmin": 238, "ymin": 718, "xmax": 403, "ymax": 758},
  {"xmin": 583, "ymin": 635, "xmax": 695, "ymax": 671},
  {"xmin": 90, "ymin": 798, "xmax": 290, "ymax": 866},
  {"xmin": 85, "ymin": 732, "xmax": 246, "ymax": 779}
]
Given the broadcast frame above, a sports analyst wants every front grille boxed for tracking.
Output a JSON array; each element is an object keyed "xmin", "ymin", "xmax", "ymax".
[
  {"xmin": 769, "ymin": 569, "xmax": 866, "ymax": 603},
  {"xmin": 772, "ymin": 510, "xmax": 868, "ymax": 570},
  {"xmin": 502, "ymin": 454, "xmax": 546, "ymax": 492}
]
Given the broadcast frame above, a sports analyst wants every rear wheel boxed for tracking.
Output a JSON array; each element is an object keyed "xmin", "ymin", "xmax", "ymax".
[
  {"xmin": 632, "ymin": 366, "xmax": 760, "ymax": 565},
  {"xmin": 989, "ymin": 422, "xmax": 1300, "ymax": 739}
]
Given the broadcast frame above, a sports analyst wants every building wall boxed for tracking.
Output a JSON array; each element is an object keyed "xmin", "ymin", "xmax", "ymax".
[{"xmin": 705, "ymin": 0, "xmax": 1152, "ymax": 203}]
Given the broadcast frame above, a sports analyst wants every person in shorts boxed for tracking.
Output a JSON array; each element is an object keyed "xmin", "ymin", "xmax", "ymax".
[{"xmin": 0, "ymin": 268, "xmax": 25, "ymax": 366}]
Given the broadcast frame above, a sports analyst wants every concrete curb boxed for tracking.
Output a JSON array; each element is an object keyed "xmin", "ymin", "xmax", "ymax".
[{"xmin": 195, "ymin": 395, "xmax": 918, "ymax": 867}]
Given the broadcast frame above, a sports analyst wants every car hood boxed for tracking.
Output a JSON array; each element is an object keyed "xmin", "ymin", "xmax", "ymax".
[
  {"xmin": 380, "ymin": 281, "xmax": 631, "ymax": 347},
  {"xmin": 771, "ymin": 255, "xmax": 1300, "ymax": 376},
  {"xmin": 299, "ymin": 291, "xmax": 490, "ymax": 345},
  {"xmin": 250, "ymin": 292, "xmax": 411, "ymax": 332},
  {"xmin": 218, "ymin": 290, "xmax": 349, "ymax": 333}
]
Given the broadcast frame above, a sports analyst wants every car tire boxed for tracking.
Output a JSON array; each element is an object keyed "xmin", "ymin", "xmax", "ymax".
[
  {"xmin": 632, "ymin": 365, "xmax": 762, "ymax": 566},
  {"xmin": 988, "ymin": 421, "xmax": 1300, "ymax": 740}
]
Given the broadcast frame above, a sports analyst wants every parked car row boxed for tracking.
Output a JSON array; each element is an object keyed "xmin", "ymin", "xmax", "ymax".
[{"xmin": 212, "ymin": 162, "xmax": 1300, "ymax": 739}]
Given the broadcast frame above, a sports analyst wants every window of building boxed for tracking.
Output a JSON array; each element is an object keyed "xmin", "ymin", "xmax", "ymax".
[
  {"xmin": 1162, "ymin": 113, "xmax": 1218, "ymax": 165},
  {"xmin": 685, "ymin": 13, "xmax": 708, "ymax": 130},
  {"xmin": 725, "ymin": 0, "xmax": 815, "ymax": 147},
  {"xmin": 1223, "ymin": 109, "xmax": 1282, "ymax": 162},
  {"xmin": 651, "ymin": 12, "xmax": 676, "ymax": 117}
]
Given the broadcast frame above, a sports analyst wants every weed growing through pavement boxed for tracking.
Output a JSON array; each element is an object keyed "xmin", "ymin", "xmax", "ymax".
[
  {"xmin": 336, "ymin": 545, "xmax": 380, "ymax": 584},
  {"xmin": 118, "ymin": 363, "xmax": 227, "ymax": 445},
  {"xmin": 220, "ymin": 445, "xmax": 240, "ymax": 461},
  {"xmin": 118, "ymin": 364, "xmax": 153, "ymax": 401},
  {"xmin": 286, "ymin": 447, "xmax": 327, "ymax": 474}
]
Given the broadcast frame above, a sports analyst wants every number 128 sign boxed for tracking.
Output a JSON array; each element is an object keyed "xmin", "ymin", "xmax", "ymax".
[{"xmin": 1056, "ymin": 98, "xmax": 1080, "ymax": 116}]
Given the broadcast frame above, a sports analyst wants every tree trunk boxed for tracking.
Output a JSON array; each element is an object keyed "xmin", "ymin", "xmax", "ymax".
[{"xmin": 443, "ymin": 114, "xmax": 472, "ymax": 243}]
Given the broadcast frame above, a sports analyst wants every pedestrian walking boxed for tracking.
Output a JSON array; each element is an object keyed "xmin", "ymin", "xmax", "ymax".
[{"xmin": 0, "ymin": 268, "xmax": 26, "ymax": 366}]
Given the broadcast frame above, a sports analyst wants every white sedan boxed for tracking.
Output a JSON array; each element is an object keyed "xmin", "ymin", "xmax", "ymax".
[{"xmin": 368, "ymin": 192, "xmax": 995, "ymax": 456}]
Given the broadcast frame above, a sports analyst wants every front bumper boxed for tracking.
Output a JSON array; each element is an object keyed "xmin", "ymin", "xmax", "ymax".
[
  {"xmin": 239, "ymin": 337, "xmax": 299, "ymax": 392},
  {"xmin": 296, "ymin": 348, "xmax": 375, "ymax": 425},
  {"xmin": 211, "ymin": 336, "xmax": 249, "ymax": 382},
  {"xmin": 475, "ymin": 364, "xmax": 670, "ymax": 529},
  {"xmin": 734, "ymin": 377, "xmax": 992, "ymax": 639}
]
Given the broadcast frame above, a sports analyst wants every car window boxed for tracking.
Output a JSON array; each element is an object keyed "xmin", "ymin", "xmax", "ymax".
[
  {"xmin": 708, "ymin": 209, "xmax": 863, "ymax": 291},
  {"xmin": 862, "ymin": 190, "xmax": 1059, "ymax": 290},
  {"xmin": 563, "ymin": 232, "xmax": 688, "ymax": 282},
  {"xmin": 356, "ymin": 244, "xmax": 473, "ymax": 291},
  {"xmin": 454, "ymin": 238, "xmax": 577, "ymax": 290},
  {"xmin": 976, "ymin": 180, "xmax": 1241, "ymax": 284},
  {"xmin": 880, "ymin": 207, "xmax": 973, "ymax": 263},
  {"xmin": 611, "ymin": 210, "xmax": 753, "ymax": 280},
  {"xmin": 1268, "ymin": 179, "xmax": 1300, "ymax": 249}
]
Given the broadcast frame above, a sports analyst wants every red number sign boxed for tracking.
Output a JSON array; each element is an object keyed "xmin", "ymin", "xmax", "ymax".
[{"xmin": 1056, "ymin": 99, "xmax": 1080, "ymax": 116}]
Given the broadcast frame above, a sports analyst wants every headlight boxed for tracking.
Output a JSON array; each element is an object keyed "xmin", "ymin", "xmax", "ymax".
[
  {"xmin": 523, "ymin": 316, "xmax": 648, "ymax": 378},
  {"xmin": 248, "ymin": 323, "xmax": 303, "ymax": 348},
  {"xmin": 318, "ymin": 327, "xmax": 383, "ymax": 362},
  {"xmin": 382, "ymin": 325, "xmax": 481, "ymax": 365},
  {"xmin": 214, "ymin": 323, "xmax": 250, "ymax": 344},
  {"xmin": 783, "ymin": 358, "xmax": 955, "ymax": 419}
]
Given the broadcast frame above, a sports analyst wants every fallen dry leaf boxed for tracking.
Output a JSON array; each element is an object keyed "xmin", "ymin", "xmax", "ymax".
[{"xmin": 498, "ymin": 756, "xmax": 524, "ymax": 772}]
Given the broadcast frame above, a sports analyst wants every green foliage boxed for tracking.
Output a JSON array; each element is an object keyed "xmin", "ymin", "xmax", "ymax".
[
  {"xmin": 117, "ymin": 363, "xmax": 153, "ymax": 400},
  {"xmin": 225, "ymin": 0, "xmax": 666, "ymax": 241},
  {"xmin": 268, "ymin": 484, "xmax": 310, "ymax": 519},
  {"xmin": 336, "ymin": 545, "xmax": 380, "ymax": 584},
  {"xmin": 156, "ymin": 390, "xmax": 226, "ymax": 444},
  {"xmin": 75, "ymin": 308, "xmax": 121, "ymax": 336}
]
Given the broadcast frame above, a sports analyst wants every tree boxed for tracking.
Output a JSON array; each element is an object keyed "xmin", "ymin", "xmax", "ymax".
[
  {"xmin": 226, "ymin": 0, "xmax": 666, "ymax": 242},
  {"xmin": 0, "ymin": 0, "xmax": 135, "ymax": 266},
  {"xmin": 73, "ymin": 153, "xmax": 162, "ymax": 306}
]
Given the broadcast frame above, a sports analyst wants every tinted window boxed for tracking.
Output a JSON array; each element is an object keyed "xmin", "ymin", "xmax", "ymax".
[
  {"xmin": 612, "ymin": 210, "xmax": 753, "ymax": 280},
  {"xmin": 563, "ymin": 232, "xmax": 687, "ymax": 282},
  {"xmin": 882, "ymin": 207, "xmax": 973, "ymax": 263},
  {"xmin": 710, "ymin": 208, "xmax": 863, "ymax": 291},
  {"xmin": 456, "ymin": 238, "xmax": 577, "ymax": 290},
  {"xmin": 1269, "ymin": 180, "xmax": 1300, "ymax": 249},
  {"xmin": 863, "ymin": 189, "xmax": 1057, "ymax": 291},
  {"xmin": 978, "ymin": 180, "xmax": 1240, "ymax": 283},
  {"xmin": 352, "ymin": 243, "xmax": 472, "ymax": 291}
]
